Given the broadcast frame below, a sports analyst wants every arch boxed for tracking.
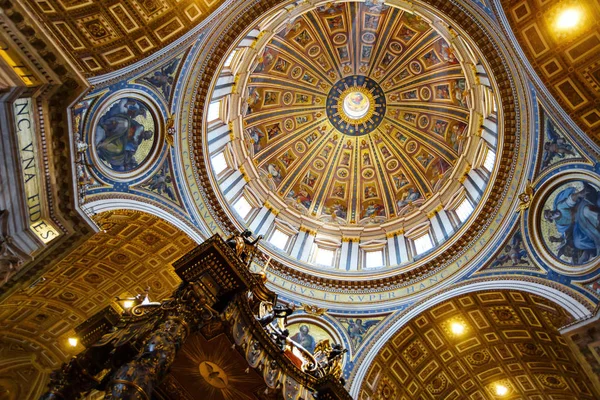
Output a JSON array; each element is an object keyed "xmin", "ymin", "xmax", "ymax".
[
  {"xmin": 84, "ymin": 198, "xmax": 206, "ymax": 243},
  {"xmin": 349, "ymin": 278, "xmax": 593, "ymax": 397}
]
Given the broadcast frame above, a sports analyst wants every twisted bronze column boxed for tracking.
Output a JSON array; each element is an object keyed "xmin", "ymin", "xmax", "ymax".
[{"xmin": 103, "ymin": 316, "xmax": 189, "ymax": 400}]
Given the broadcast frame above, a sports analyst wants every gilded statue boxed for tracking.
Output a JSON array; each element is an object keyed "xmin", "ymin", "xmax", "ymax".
[{"xmin": 226, "ymin": 229, "xmax": 263, "ymax": 264}]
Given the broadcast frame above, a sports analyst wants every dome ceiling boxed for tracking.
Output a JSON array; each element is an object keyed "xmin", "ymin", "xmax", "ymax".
[
  {"xmin": 243, "ymin": 2, "xmax": 471, "ymax": 227},
  {"xmin": 202, "ymin": 0, "xmax": 504, "ymax": 276}
]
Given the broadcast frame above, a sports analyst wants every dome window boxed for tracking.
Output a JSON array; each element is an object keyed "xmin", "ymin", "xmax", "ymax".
[
  {"xmin": 269, "ymin": 229, "xmax": 290, "ymax": 250},
  {"xmin": 414, "ymin": 233, "xmax": 434, "ymax": 255},
  {"xmin": 483, "ymin": 148, "xmax": 496, "ymax": 173},
  {"xmin": 207, "ymin": 101, "xmax": 221, "ymax": 122},
  {"xmin": 211, "ymin": 152, "xmax": 228, "ymax": 175},
  {"xmin": 455, "ymin": 198, "xmax": 474, "ymax": 223},
  {"xmin": 233, "ymin": 195, "xmax": 252, "ymax": 220},
  {"xmin": 315, "ymin": 247, "xmax": 335, "ymax": 267},
  {"xmin": 365, "ymin": 250, "xmax": 384, "ymax": 269}
]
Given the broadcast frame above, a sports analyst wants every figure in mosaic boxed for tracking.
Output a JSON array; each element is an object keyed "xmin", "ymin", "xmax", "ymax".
[
  {"xmin": 543, "ymin": 182, "xmax": 600, "ymax": 265},
  {"xmin": 95, "ymin": 98, "xmax": 155, "ymax": 172}
]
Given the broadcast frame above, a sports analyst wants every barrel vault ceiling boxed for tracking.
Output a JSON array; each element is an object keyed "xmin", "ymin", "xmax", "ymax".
[{"xmin": 0, "ymin": 211, "xmax": 193, "ymax": 399}]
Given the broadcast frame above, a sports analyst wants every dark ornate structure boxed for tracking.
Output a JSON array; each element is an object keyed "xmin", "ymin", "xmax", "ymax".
[{"xmin": 40, "ymin": 235, "xmax": 351, "ymax": 400}]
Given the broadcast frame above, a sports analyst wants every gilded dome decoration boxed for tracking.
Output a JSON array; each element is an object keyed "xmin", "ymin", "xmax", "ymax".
[
  {"xmin": 204, "ymin": 1, "xmax": 502, "ymax": 273},
  {"xmin": 327, "ymin": 76, "xmax": 385, "ymax": 134}
]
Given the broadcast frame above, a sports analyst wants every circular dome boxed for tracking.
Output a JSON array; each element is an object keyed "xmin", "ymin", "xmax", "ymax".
[{"xmin": 203, "ymin": 1, "xmax": 504, "ymax": 276}]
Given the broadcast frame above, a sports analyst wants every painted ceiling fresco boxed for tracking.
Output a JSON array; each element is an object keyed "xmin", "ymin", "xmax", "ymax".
[
  {"xmin": 359, "ymin": 291, "xmax": 598, "ymax": 399},
  {"xmin": 243, "ymin": 2, "xmax": 470, "ymax": 225},
  {"xmin": 499, "ymin": 0, "xmax": 600, "ymax": 145}
]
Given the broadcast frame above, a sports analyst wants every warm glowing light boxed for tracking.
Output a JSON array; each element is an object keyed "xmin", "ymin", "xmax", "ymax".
[
  {"xmin": 450, "ymin": 322, "xmax": 465, "ymax": 335},
  {"xmin": 342, "ymin": 91, "xmax": 370, "ymax": 119},
  {"xmin": 68, "ymin": 337, "xmax": 78, "ymax": 347},
  {"xmin": 122, "ymin": 300, "xmax": 134, "ymax": 309},
  {"xmin": 556, "ymin": 8, "xmax": 581, "ymax": 30},
  {"xmin": 495, "ymin": 383, "xmax": 508, "ymax": 396}
]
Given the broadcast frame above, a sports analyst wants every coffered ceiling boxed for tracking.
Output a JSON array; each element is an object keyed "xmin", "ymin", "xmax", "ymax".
[
  {"xmin": 0, "ymin": 210, "xmax": 194, "ymax": 399},
  {"xmin": 359, "ymin": 290, "xmax": 598, "ymax": 399},
  {"xmin": 499, "ymin": 0, "xmax": 600, "ymax": 145},
  {"xmin": 22, "ymin": 0, "xmax": 226, "ymax": 75}
]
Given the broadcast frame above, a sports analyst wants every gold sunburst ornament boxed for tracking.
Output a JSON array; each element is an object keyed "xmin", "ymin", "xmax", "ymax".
[{"xmin": 337, "ymin": 86, "xmax": 376, "ymax": 125}]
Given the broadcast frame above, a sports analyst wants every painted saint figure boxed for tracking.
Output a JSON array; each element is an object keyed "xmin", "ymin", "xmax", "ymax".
[
  {"xmin": 290, "ymin": 325, "xmax": 316, "ymax": 354},
  {"xmin": 543, "ymin": 182, "xmax": 600, "ymax": 264},
  {"xmin": 341, "ymin": 318, "xmax": 379, "ymax": 348},
  {"xmin": 95, "ymin": 98, "xmax": 155, "ymax": 172}
]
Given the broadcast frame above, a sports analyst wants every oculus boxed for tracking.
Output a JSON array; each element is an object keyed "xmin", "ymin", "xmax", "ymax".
[{"xmin": 326, "ymin": 75, "xmax": 386, "ymax": 136}]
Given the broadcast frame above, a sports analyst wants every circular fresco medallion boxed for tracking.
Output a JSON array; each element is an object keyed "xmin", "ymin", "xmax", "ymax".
[
  {"xmin": 326, "ymin": 75, "xmax": 386, "ymax": 136},
  {"xmin": 362, "ymin": 32, "xmax": 376, "ymax": 43},
  {"xmin": 386, "ymin": 159, "xmax": 399, "ymax": 171},
  {"xmin": 337, "ymin": 168, "xmax": 349, "ymax": 179},
  {"xmin": 284, "ymin": 118, "xmax": 295, "ymax": 130},
  {"xmin": 283, "ymin": 92, "xmax": 293, "ymax": 105},
  {"xmin": 406, "ymin": 140, "xmax": 418, "ymax": 154},
  {"xmin": 343, "ymin": 91, "xmax": 371, "ymax": 119},
  {"xmin": 308, "ymin": 45, "xmax": 321, "ymax": 57},
  {"xmin": 418, "ymin": 115, "xmax": 430, "ymax": 129},
  {"xmin": 409, "ymin": 61, "xmax": 422, "ymax": 74},
  {"xmin": 539, "ymin": 179, "xmax": 600, "ymax": 267},
  {"xmin": 389, "ymin": 41, "xmax": 403, "ymax": 54},
  {"xmin": 286, "ymin": 321, "xmax": 337, "ymax": 355},
  {"xmin": 291, "ymin": 66, "xmax": 303, "ymax": 79},
  {"xmin": 94, "ymin": 97, "xmax": 157, "ymax": 173},
  {"xmin": 362, "ymin": 168, "xmax": 375, "ymax": 179},
  {"xmin": 333, "ymin": 33, "xmax": 347, "ymax": 44},
  {"xmin": 420, "ymin": 87, "xmax": 431, "ymax": 101}
]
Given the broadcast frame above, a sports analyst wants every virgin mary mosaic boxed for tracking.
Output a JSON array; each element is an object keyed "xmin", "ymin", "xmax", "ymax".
[
  {"xmin": 94, "ymin": 98, "xmax": 156, "ymax": 172},
  {"xmin": 541, "ymin": 180, "xmax": 600, "ymax": 265}
]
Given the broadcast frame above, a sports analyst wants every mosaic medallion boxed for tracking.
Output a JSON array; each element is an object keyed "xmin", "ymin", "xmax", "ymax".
[
  {"xmin": 326, "ymin": 75, "xmax": 386, "ymax": 136},
  {"xmin": 94, "ymin": 97, "xmax": 157, "ymax": 172}
]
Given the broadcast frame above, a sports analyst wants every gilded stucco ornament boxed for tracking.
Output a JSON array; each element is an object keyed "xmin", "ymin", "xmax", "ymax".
[{"xmin": 517, "ymin": 180, "xmax": 534, "ymax": 212}]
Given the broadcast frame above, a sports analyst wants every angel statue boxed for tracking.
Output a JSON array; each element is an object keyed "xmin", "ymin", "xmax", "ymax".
[
  {"xmin": 256, "ymin": 301, "xmax": 296, "ymax": 327},
  {"xmin": 312, "ymin": 339, "xmax": 347, "ymax": 379},
  {"xmin": 226, "ymin": 229, "xmax": 263, "ymax": 265}
]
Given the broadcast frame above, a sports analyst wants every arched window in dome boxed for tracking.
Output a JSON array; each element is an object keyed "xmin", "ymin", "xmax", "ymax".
[
  {"xmin": 455, "ymin": 198, "xmax": 475, "ymax": 224},
  {"xmin": 207, "ymin": 100, "xmax": 221, "ymax": 122},
  {"xmin": 211, "ymin": 151, "xmax": 228, "ymax": 176},
  {"xmin": 233, "ymin": 195, "xmax": 252, "ymax": 221},
  {"xmin": 314, "ymin": 246, "xmax": 336, "ymax": 267},
  {"xmin": 269, "ymin": 228, "xmax": 290, "ymax": 251},
  {"xmin": 483, "ymin": 148, "xmax": 496, "ymax": 173},
  {"xmin": 414, "ymin": 233, "xmax": 434, "ymax": 256},
  {"xmin": 364, "ymin": 249, "xmax": 384, "ymax": 269}
]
